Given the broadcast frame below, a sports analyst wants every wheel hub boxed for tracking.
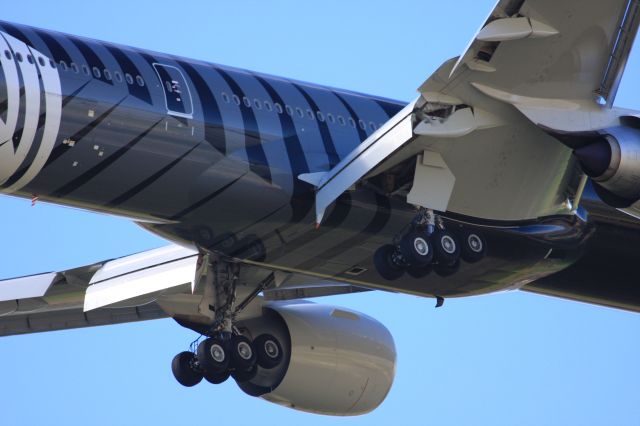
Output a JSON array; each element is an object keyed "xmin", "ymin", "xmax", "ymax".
[
  {"xmin": 237, "ymin": 341, "xmax": 253, "ymax": 360},
  {"xmin": 468, "ymin": 234, "xmax": 483, "ymax": 252},
  {"xmin": 264, "ymin": 340, "xmax": 279, "ymax": 358},
  {"xmin": 441, "ymin": 236, "xmax": 456, "ymax": 254},
  {"xmin": 413, "ymin": 237, "xmax": 429, "ymax": 256},
  {"xmin": 210, "ymin": 343, "xmax": 225, "ymax": 363}
]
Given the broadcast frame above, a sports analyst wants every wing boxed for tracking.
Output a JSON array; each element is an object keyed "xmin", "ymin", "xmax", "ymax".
[
  {"xmin": 0, "ymin": 245, "xmax": 368, "ymax": 337},
  {"xmin": 302, "ymin": 0, "xmax": 640, "ymax": 224}
]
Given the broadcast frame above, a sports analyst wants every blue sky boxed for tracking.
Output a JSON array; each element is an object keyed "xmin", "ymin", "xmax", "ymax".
[{"xmin": 1, "ymin": 1, "xmax": 640, "ymax": 425}]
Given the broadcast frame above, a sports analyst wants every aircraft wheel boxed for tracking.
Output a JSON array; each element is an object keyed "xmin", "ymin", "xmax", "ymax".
[
  {"xmin": 171, "ymin": 351, "xmax": 203, "ymax": 387},
  {"xmin": 254, "ymin": 334, "xmax": 284, "ymax": 369},
  {"xmin": 197, "ymin": 337, "xmax": 230, "ymax": 374},
  {"xmin": 459, "ymin": 229, "xmax": 486, "ymax": 263},
  {"xmin": 232, "ymin": 364, "xmax": 258, "ymax": 383},
  {"xmin": 204, "ymin": 370, "xmax": 231, "ymax": 385},
  {"xmin": 434, "ymin": 259, "xmax": 461, "ymax": 277},
  {"xmin": 230, "ymin": 335, "xmax": 257, "ymax": 371},
  {"xmin": 400, "ymin": 231, "xmax": 433, "ymax": 267},
  {"xmin": 431, "ymin": 230, "xmax": 460, "ymax": 266},
  {"xmin": 374, "ymin": 244, "xmax": 404, "ymax": 280},
  {"xmin": 407, "ymin": 264, "xmax": 432, "ymax": 279}
]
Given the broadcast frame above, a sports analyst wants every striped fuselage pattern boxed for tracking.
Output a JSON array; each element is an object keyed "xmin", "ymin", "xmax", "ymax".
[{"xmin": 0, "ymin": 21, "xmax": 601, "ymax": 299}]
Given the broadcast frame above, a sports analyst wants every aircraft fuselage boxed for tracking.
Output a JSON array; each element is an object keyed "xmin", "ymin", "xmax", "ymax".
[{"xmin": 0, "ymin": 21, "xmax": 616, "ymax": 300}]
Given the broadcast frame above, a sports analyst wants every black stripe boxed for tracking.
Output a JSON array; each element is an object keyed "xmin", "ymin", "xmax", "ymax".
[
  {"xmin": 335, "ymin": 93, "xmax": 367, "ymax": 142},
  {"xmin": 44, "ymin": 99, "xmax": 125, "ymax": 169},
  {"xmin": 293, "ymin": 84, "xmax": 340, "ymax": 166},
  {"xmin": 177, "ymin": 61, "xmax": 226, "ymax": 154},
  {"xmin": 106, "ymin": 142, "xmax": 201, "ymax": 208},
  {"xmin": 215, "ymin": 68, "xmax": 271, "ymax": 184},
  {"xmin": 32, "ymin": 29, "xmax": 73, "ymax": 64},
  {"xmin": 254, "ymin": 76, "xmax": 309, "ymax": 200},
  {"xmin": 294, "ymin": 192, "xmax": 391, "ymax": 271},
  {"xmin": 105, "ymin": 46, "xmax": 152, "ymax": 104},
  {"xmin": 62, "ymin": 81, "xmax": 91, "ymax": 108},
  {"xmin": 375, "ymin": 99, "xmax": 404, "ymax": 119},
  {"xmin": 275, "ymin": 192, "xmax": 353, "ymax": 253},
  {"xmin": 2, "ymin": 66, "xmax": 48, "ymax": 188},
  {"xmin": 0, "ymin": 23, "xmax": 33, "ymax": 46},
  {"xmin": 254, "ymin": 76, "xmax": 313, "ymax": 221},
  {"xmin": 51, "ymin": 120, "xmax": 161, "ymax": 198},
  {"xmin": 68, "ymin": 38, "xmax": 113, "ymax": 85},
  {"xmin": 169, "ymin": 173, "xmax": 246, "ymax": 220},
  {"xmin": 11, "ymin": 86, "xmax": 26, "ymax": 152},
  {"xmin": 0, "ymin": 57, "xmax": 7, "ymax": 122}
]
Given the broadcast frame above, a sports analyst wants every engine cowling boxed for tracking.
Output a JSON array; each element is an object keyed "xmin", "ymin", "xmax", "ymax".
[
  {"xmin": 237, "ymin": 302, "xmax": 396, "ymax": 416},
  {"xmin": 574, "ymin": 126, "xmax": 640, "ymax": 207}
]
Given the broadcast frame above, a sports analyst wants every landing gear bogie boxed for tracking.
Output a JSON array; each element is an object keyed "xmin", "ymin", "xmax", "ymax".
[{"xmin": 373, "ymin": 208, "xmax": 487, "ymax": 280}]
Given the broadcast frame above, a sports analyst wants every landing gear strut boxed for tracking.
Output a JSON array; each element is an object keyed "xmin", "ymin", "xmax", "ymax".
[
  {"xmin": 373, "ymin": 208, "xmax": 486, "ymax": 280},
  {"xmin": 170, "ymin": 257, "xmax": 285, "ymax": 388}
]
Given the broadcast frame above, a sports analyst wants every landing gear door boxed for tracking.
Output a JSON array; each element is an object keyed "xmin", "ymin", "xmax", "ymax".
[{"xmin": 153, "ymin": 63, "xmax": 193, "ymax": 119}]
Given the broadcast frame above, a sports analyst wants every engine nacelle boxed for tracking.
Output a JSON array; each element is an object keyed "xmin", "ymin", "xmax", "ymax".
[
  {"xmin": 574, "ymin": 126, "xmax": 640, "ymax": 206},
  {"xmin": 237, "ymin": 302, "xmax": 396, "ymax": 416}
]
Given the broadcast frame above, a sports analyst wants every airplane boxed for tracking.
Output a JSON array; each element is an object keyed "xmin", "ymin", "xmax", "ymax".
[{"xmin": 1, "ymin": 0, "xmax": 640, "ymax": 417}]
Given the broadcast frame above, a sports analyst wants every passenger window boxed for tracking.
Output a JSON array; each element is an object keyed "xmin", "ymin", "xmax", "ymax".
[
  {"xmin": 114, "ymin": 71, "xmax": 123, "ymax": 82},
  {"xmin": 221, "ymin": 92, "xmax": 230, "ymax": 103},
  {"xmin": 285, "ymin": 105, "xmax": 293, "ymax": 116},
  {"xmin": 125, "ymin": 73, "xmax": 134, "ymax": 85},
  {"xmin": 296, "ymin": 107, "xmax": 304, "ymax": 118},
  {"xmin": 104, "ymin": 69, "xmax": 112, "ymax": 81},
  {"xmin": 275, "ymin": 103, "xmax": 283, "ymax": 114},
  {"xmin": 348, "ymin": 117, "xmax": 356, "ymax": 127},
  {"xmin": 338, "ymin": 116, "xmax": 345, "ymax": 126},
  {"xmin": 232, "ymin": 94, "xmax": 240, "ymax": 105},
  {"xmin": 253, "ymin": 99, "xmax": 261, "ymax": 109},
  {"xmin": 59, "ymin": 60, "xmax": 68, "ymax": 71},
  {"xmin": 264, "ymin": 101, "xmax": 272, "ymax": 111},
  {"xmin": 316, "ymin": 111, "xmax": 325, "ymax": 122},
  {"xmin": 15, "ymin": 52, "xmax": 23, "ymax": 62},
  {"xmin": 38, "ymin": 57, "xmax": 46, "ymax": 67},
  {"xmin": 307, "ymin": 109, "xmax": 314, "ymax": 119},
  {"xmin": 370, "ymin": 122, "xmax": 377, "ymax": 131},
  {"xmin": 243, "ymin": 97, "xmax": 251, "ymax": 107},
  {"xmin": 327, "ymin": 113, "xmax": 335, "ymax": 123},
  {"xmin": 359, "ymin": 119, "xmax": 366, "ymax": 130},
  {"xmin": 27, "ymin": 54, "xmax": 34, "ymax": 64},
  {"xmin": 71, "ymin": 63, "xmax": 79, "ymax": 73},
  {"xmin": 82, "ymin": 65, "xmax": 90, "ymax": 76},
  {"xmin": 93, "ymin": 67, "xmax": 101, "ymax": 79},
  {"xmin": 136, "ymin": 75, "xmax": 145, "ymax": 87},
  {"xmin": 50, "ymin": 59, "xmax": 56, "ymax": 68},
  {"xmin": 4, "ymin": 50, "xmax": 10, "ymax": 60}
]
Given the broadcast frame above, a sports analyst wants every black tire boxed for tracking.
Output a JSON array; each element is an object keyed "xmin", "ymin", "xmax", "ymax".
[
  {"xmin": 434, "ymin": 259, "xmax": 460, "ymax": 277},
  {"xmin": 407, "ymin": 264, "xmax": 432, "ymax": 279},
  {"xmin": 232, "ymin": 363, "xmax": 258, "ymax": 383},
  {"xmin": 204, "ymin": 369, "xmax": 231, "ymax": 385},
  {"xmin": 171, "ymin": 351, "xmax": 203, "ymax": 387},
  {"xmin": 459, "ymin": 229, "xmax": 486, "ymax": 263},
  {"xmin": 430, "ymin": 230, "xmax": 461, "ymax": 266},
  {"xmin": 254, "ymin": 334, "xmax": 284, "ymax": 369},
  {"xmin": 373, "ymin": 244, "xmax": 404, "ymax": 280},
  {"xmin": 230, "ymin": 335, "xmax": 257, "ymax": 371},
  {"xmin": 197, "ymin": 337, "xmax": 230, "ymax": 374},
  {"xmin": 399, "ymin": 231, "xmax": 433, "ymax": 267}
]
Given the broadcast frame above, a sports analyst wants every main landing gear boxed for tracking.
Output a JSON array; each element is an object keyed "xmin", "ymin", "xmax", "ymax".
[
  {"xmin": 374, "ymin": 209, "xmax": 486, "ymax": 280},
  {"xmin": 170, "ymin": 259, "xmax": 285, "ymax": 388}
]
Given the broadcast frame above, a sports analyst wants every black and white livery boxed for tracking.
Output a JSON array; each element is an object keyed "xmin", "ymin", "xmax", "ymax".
[{"xmin": 1, "ymin": 0, "xmax": 640, "ymax": 416}]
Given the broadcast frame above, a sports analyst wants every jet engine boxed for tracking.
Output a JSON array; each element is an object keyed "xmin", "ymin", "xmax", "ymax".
[
  {"xmin": 236, "ymin": 302, "xmax": 396, "ymax": 416},
  {"xmin": 574, "ymin": 126, "xmax": 640, "ymax": 207}
]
